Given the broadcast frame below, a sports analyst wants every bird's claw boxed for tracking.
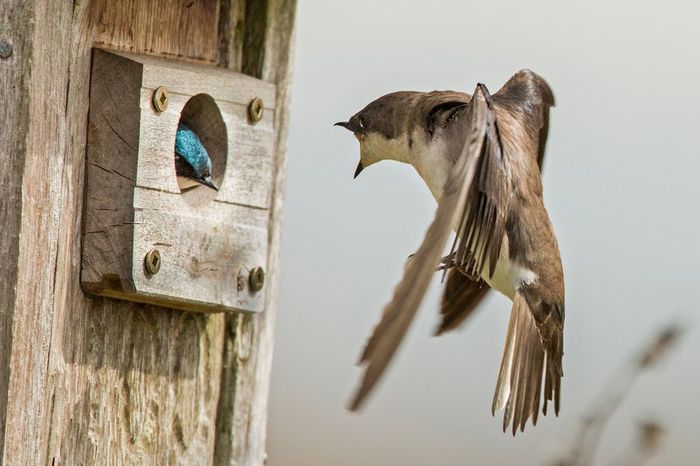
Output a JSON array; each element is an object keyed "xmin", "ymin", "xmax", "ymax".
[
  {"xmin": 437, "ymin": 253, "xmax": 479, "ymax": 281},
  {"xmin": 436, "ymin": 252, "xmax": 457, "ymax": 272}
]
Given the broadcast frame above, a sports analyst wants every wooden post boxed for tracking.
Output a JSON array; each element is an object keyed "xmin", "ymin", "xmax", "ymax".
[{"xmin": 0, "ymin": 1, "xmax": 295, "ymax": 464}]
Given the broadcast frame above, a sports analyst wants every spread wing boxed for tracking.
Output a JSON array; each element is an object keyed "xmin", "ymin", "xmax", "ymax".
[
  {"xmin": 444, "ymin": 83, "xmax": 511, "ymax": 280},
  {"xmin": 437, "ymin": 70, "xmax": 553, "ymax": 334},
  {"xmin": 349, "ymin": 85, "xmax": 509, "ymax": 410},
  {"xmin": 436, "ymin": 270, "xmax": 489, "ymax": 335},
  {"xmin": 493, "ymin": 69, "xmax": 555, "ymax": 170}
]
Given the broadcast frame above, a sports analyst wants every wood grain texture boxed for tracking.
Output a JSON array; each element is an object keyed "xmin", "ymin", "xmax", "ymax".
[
  {"xmin": 44, "ymin": 4, "xmax": 227, "ymax": 464},
  {"xmin": 81, "ymin": 51, "xmax": 142, "ymax": 293},
  {"xmin": 86, "ymin": 0, "xmax": 223, "ymax": 64},
  {"xmin": 217, "ymin": 0, "xmax": 246, "ymax": 70},
  {"xmin": 0, "ymin": 0, "xmax": 46, "ymax": 458},
  {"xmin": 0, "ymin": 0, "xmax": 296, "ymax": 464},
  {"xmin": 214, "ymin": 0, "xmax": 297, "ymax": 464},
  {"xmin": 0, "ymin": 0, "xmax": 72, "ymax": 463},
  {"xmin": 82, "ymin": 50, "xmax": 275, "ymax": 313}
]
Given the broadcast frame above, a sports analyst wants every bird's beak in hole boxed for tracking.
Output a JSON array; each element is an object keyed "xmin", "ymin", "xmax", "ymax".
[
  {"xmin": 199, "ymin": 176, "xmax": 219, "ymax": 191},
  {"xmin": 354, "ymin": 161, "xmax": 364, "ymax": 179}
]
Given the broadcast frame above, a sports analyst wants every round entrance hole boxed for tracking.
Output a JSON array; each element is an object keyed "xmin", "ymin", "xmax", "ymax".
[{"xmin": 175, "ymin": 93, "xmax": 228, "ymax": 207}]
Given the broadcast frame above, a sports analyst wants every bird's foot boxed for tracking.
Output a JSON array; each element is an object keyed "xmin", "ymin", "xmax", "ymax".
[
  {"xmin": 437, "ymin": 252, "xmax": 458, "ymax": 272},
  {"xmin": 437, "ymin": 253, "xmax": 480, "ymax": 281}
]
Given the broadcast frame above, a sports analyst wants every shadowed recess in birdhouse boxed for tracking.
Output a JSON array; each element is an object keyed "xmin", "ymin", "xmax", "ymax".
[{"xmin": 175, "ymin": 93, "xmax": 229, "ymax": 207}]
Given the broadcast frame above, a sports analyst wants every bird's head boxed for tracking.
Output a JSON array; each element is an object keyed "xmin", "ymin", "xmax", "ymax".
[
  {"xmin": 174, "ymin": 123, "xmax": 218, "ymax": 191},
  {"xmin": 335, "ymin": 91, "xmax": 420, "ymax": 178}
]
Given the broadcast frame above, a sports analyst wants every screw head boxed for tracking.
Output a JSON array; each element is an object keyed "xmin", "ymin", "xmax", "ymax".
[
  {"xmin": 152, "ymin": 87, "xmax": 169, "ymax": 113},
  {"xmin": 144, "ymin": 249, "xmax": 161, "ymax": 275},
  {"xmin": 0, "ymin": 39, "xmax": 12, "ymax": 59},
  {"xmin": 249, "ymin": 266, "xmax": 265, "ymax": 292},
  {"xmin": 248, "ymin": 97, "xmax": 264, "ymax": 124}
]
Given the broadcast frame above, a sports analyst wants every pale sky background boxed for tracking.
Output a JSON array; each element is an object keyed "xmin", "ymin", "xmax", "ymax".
[{"xmin": 267, "ymin": 1, "xmax": 700, "ymax": 464}]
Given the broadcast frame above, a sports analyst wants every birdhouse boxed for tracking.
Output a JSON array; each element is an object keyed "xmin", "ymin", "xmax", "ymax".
[{"xmin": 81, "ymin": 49, "xmax": 276, "ymax": 313}]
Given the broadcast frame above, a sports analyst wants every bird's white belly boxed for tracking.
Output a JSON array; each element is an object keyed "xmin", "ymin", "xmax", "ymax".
[
  {"xmin": 446, "ymin": 203, "xmax": 536, "ymax": 301},
  {"xmin": 481, "ymin": 246, "xmax": 536, "ymax": 301}
]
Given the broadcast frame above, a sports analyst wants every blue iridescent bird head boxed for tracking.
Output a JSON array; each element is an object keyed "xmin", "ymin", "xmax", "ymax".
[{"xmin": 174, "ymin": 122, "xmax": 218, "ymax": 191}]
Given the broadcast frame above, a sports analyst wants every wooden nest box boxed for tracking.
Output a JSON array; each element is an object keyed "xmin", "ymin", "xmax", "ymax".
[{"xmin": 81, "ymin": 49, "xmax": 276, "ymax": 313}]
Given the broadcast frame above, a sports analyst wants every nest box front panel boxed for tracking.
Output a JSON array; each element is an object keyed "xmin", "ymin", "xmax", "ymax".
[{"xmin": 81, "ymin": 49, "xmax": 276, "ymax": 313}]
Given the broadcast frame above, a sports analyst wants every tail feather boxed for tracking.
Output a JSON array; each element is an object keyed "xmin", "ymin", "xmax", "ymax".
[
  {"xmin": 492, "ymin": 302, "xmax": 518, "ymax": 414},
  {"xmin": 543, "ymin": 328, "xmax": 564, "ymax": 416},
  {"xmin": 492, "ymin": 291, "xmax": 563, "ymax": 434}
]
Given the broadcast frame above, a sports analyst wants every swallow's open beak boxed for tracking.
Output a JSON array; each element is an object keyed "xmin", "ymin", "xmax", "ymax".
[
  {"xmin": 336, "ymin": 121, "xmax": 364, "ymax": 178},
  {"xmin": 199, "ymin": 176, "xmax": 219, "ymax": 191},
  {"xmin": 335, "ymin": 121, "xmax": 361, "ymax": 133},
  {"xmin": 354, "ymin": 161, "xmax": 364, "ymax": 179}
]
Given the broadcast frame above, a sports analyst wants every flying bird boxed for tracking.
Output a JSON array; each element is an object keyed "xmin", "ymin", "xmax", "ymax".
[
  {"xmin": 335, "ymin": 70, "xmax": 564, "ymax": 434},
  {"xmin": 174, "ymin": 122, "xmax": 218, "ymax": 191}
]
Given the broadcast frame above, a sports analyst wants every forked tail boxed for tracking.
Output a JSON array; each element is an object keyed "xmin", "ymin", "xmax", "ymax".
[{"xmin": 492, "ymin": 291, "xmax": 563, "ymax": 434}]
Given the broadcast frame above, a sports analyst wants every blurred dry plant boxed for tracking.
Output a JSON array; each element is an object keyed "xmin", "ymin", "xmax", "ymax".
[
  {"xmin": 620, "ymin": 421, "xmax": 666, "ymax": 466},
  {"xmin": 552, "ymin": 323, "xmax": 684, "ymax": 466}
]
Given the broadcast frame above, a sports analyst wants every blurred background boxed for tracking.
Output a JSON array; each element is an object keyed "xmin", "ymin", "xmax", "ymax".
[{"xmin": 267, "ymin": 1, "xmax": 700, "ymax": 464}]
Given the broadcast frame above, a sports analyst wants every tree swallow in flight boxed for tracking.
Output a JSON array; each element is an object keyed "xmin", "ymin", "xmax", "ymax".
[
  {"xmin": 335, "ymin": 70, "xmax": 564, "ymax": 434},
  {"xmin": 175, "ymin": 122, "xmax": 218, "ymax": 191}
]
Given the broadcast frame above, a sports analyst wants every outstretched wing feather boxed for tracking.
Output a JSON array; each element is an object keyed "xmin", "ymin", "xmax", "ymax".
[
  {"xmin": 446, "ymin": 84, "xmax": 510, "ymax": 280},
  {"xmin": 349, "ymin": 88, "xmax": 494, "ymax": 410}
]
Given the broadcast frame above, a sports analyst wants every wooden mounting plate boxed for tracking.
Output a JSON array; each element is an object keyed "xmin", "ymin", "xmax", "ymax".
[{"xmin": 81, "ymin": 49, "xmax": 276, "ymax": 313}]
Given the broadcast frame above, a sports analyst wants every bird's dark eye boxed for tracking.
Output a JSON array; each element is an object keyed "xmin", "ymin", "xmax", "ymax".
[{"xmin": 358, "ymin": 115, "xmax": 367, "ymax": 129}]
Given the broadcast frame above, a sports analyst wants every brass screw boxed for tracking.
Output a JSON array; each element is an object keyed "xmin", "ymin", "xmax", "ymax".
[
  {"xmin": 152, "ymin": 86, "xmax": 169, "ymax": 113},
  {"xmin": 249, "ymin": 266, "xmax": 265, "ymax": 292},
  {"xmin": 248, "ymin": 97, "xmax": 264, "ymax": 124},
  {"xmin": 144, "ymin": 249, "xmax": 161, "ymax": 274}
]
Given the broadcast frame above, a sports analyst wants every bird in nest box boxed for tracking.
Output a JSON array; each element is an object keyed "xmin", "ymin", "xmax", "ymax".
[{"xmin": 174, "ymin": 122, "xmax": 218, "ymax": 191}]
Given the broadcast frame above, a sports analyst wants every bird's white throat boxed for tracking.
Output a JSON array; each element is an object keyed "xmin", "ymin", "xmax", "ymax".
[
  {"xmin": 362, "ymin": 129, "xmax": 452, "ymax": 201},
  {"xmin": 361, "ymin": 132, "xmax": 412, "ymax": 166},
  {"xmin": 407, "ymin": 131, "xmax": 451, "ymax": 201}
]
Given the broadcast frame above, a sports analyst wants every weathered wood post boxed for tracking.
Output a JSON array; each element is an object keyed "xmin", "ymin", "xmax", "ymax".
[{"xmin": 0, "ymin": 1, "xmax": 295, "ymax": 464}]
